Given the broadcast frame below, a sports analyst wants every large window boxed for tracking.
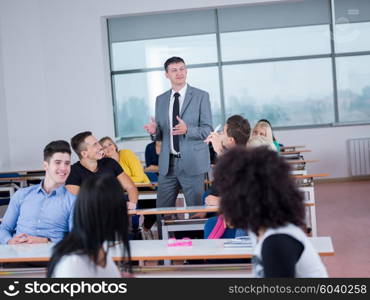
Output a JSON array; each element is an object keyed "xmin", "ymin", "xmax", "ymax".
[
  {"xmin": 223, "ymin": 58, "xmax": 334, "ymax": 126},
  {"xmin": 108, "ymin": 0, "xmax": 370, "ymax": 139},
  {"xmin": 336, "ymin": 55, "xmax": 370, "ymax": 123}
]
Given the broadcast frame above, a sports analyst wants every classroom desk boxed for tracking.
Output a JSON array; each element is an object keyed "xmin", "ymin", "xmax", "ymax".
[
  {"xmin": 0, "ymin": 264, "xmax": 253, "ymax": 278},
  {"xmin": 286, "ymin": 159, "xmax": 319, "ymax": 165},
  {"xmin": 135, "ymin": 182, "xmax": 157, "ymax": 189},
  {"xmin": 280, "ymin": 145, "xmax": 305, "ymax": 151},
  {"xmin": 287, "ymin": 159, "xmax": 319, "ymax": 173},
  {"xmin": 0, "ymin": 166, "xmax": 44, "ymax": 175},
  {"xmin": 0, "ymin": 237, "xmax": 334, "ymax": 264},
  {"xmin": 129, "ymin": 205, "xmax": 218, "ymax": 216},
  {"xmin": 0, "ymin": 185, "xmax": 15, "ymax": 198},
  {"xmin": 280, "ymin": 149, "xmax": 311, "ymax": 155},
  {"xmin": 295, "ymin": 173, "xmax": 329, "ymax": 237},
  {"xmin": 0, "ymin": 176, "xmax": 44, "ymax": 189}
]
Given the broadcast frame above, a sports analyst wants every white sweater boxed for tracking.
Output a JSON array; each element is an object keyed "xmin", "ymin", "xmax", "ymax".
[
  {"xmin": 52, "ymin": 251, "xmax": 121, "ymax": 278},
  {"xmin": 251, "ymin": 223, "xmax": 328, "ymax": 278}
]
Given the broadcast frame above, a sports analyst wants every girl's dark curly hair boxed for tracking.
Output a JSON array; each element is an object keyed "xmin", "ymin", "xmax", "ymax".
[{"xmin": 214, "ymin": 146, "xmax": 305, "ymax": 235}]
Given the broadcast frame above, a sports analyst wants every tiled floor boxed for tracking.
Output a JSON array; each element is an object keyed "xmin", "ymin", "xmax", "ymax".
[{"xmin": 315, "ymin": 180, "xmax": 370, "ymax": 277}]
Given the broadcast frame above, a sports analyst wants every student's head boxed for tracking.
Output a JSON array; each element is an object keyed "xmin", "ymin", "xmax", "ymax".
[
  {"xmin": 164, "ymin": 56, "xmax": 187, "ymax": 87},
  {"xmin": 71, "ymin": 131, "xmax": 103, "ymax": 161},
  {"xmin": 43, "ymin": 140, "xmax": 72, "ymax": 185},
  {"xmin": 73, "ymin": 174, "xmax": 130, "ymax": 248},
  {"xmin": 258, "ymin": 119, "xmax": 277, "ymax": 142},
  {"xmin": 99, "ymin": 136, "xmax": 118, "ymax": 158},
  {"xmin": 214, "ymin": 147, "xmax": 304, "ymax": 236},
  {"xmin": 47, "ymin": 174, "xmax": 131, "ymax": 277},
  {"xmin": 221, "ymin": 115, "xmax": 251, "ymax": 149},
  {"xmin": 252, "ymin": 121, "xmax": 274, "ymax": 143}
]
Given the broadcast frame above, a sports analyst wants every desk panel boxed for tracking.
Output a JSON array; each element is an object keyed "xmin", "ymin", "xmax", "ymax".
[{"xmin": 0, "ymin": 237, "xmax": 334, "ymax": 264}]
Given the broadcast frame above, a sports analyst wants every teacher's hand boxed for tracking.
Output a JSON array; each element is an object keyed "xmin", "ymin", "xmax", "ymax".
[
  {"xmin": 144, "ymin": 117, "xmax": 157, "ymax": 135},
  {"xmin": 172, "ymin": 116, "xmax": 187, "ymax": 135}
]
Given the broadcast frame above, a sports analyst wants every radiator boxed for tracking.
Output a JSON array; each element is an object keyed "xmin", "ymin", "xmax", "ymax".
[{"xmin": 347, "ymin": 138, "xmax": 370, "ymax": 176}]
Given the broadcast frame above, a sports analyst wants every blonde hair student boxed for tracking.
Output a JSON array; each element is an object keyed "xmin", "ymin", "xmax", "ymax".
[
  {"xmin": 251, "ymin": 121, "xmax": 277, "ymax": 151},
  {"xmin": 99, "ymin": 136, "xmax": 150, "ymax": 184}
]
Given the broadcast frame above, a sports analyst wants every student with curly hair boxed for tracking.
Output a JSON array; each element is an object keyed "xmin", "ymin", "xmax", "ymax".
[{"xmin": 214, "ymin": 147, "xmax": 327, "ymax": 277}]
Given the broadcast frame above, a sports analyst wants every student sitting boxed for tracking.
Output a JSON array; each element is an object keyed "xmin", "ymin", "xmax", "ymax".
[
  {"xmin": 252, "ymin": 120, "xmax": 279, "ymax": 151},
  {"xmin": 214, "ymin": 147, "xmax": 328, "ymax": 277},
  {"xmin": 99, "ymin": 136, "xmax": 150, "ymax": 184},
  {"xmin": 144, "ymin": 140, "xmax": 161, "ymax": 174},
  {"xmin": 48, "ymin": 175, "xmax": 131, "ymax": 277},
  {"xmin": 200, "ymin": 115, "xmax": 250, "ymax": 235},
  {"xmin": 65, "ymin": 131, "xmax": 138, "ymax": 210},
  {"xmin": 204, "ymin": 115, "xmax": 251, "ymax": 207},
  {"xmin": 0, "ymin": 140, "xmax": 76, "ymax": 244},
  {"xmin": 257, "ymin": 119, "xmax": 281, "ymax": 151}
]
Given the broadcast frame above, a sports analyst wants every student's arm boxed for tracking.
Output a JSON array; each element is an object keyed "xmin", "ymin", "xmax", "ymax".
[
  {"xmin": 205, "ymin": 195, "xmax": 220, "ymax": 206},
  {"xmin": 144, "ymin": 165, "xmax": 159, "ymax": 173},
  {"xmin": 65, "ymin": 166, "xmax": 81, "ymax": 196},
  {"xmin": 0, "ymin": 190, "xmax": 22, "ymax": 244},
  {"xmin": 22, "ymin": 234, "xmax": 48, "ymax": 244},
  {"xmin": 261, "ymin": 234, "xmax": 304, "ymax": 277},
  {"xmin": 67, "ymin": 195, "xmax": 76, "ymax": 231},
  {"xmin": 65, "ymin": 185, "xmax": 80, "ymax": 196},
  {"xmin": 117, "ymin": 172, "xmax": 139, "ymax": 205}
]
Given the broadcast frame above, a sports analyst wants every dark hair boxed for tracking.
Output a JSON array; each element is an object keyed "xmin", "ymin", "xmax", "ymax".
[
  {"xmin": 258, "ymin": 119, "xmax": 276, "ymax": 142},
  {"xmin": 71, "ymin": 131, "xmax": 92, "ymax": 159},
  {"xmin": 214, "ymin": 147, "xmax": 304, "ymax": 235},
  {"xmin": 47, "ymin": 174, "xmax": 131, "ymax": 277},
  {"xmin": 43, "ymin": 140, "xmax": 71, "ymax": 162},
  {"xmin": 164, "ymin": 56, "xmax": 185, "ymax": 71},
  {"xmin": 226, "ymin": 115, "xmax": 251, "ymax": 145}
]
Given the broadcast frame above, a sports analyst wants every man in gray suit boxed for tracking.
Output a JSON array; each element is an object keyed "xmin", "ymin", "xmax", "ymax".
[{"xmin": 144, "ymin": 56, "xmax": 212, "ymax": 210}]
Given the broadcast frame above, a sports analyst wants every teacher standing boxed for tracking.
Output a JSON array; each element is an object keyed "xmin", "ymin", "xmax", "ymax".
[{"xmin": 144, "ymin": 56, "xmax": 212, "ymax": 209}]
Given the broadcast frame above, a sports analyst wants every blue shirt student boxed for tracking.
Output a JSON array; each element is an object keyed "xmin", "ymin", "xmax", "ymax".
[{"xmin": 0, "ymin": 182, "xmax": 76, "ymax": 244}]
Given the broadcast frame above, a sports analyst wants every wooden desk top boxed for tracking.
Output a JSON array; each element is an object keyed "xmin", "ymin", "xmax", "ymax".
[
  {"xmin": 0, "ymin": 165, "xmax": 44, "ymax": 175},
  {"xmin": 293, "ymin": 173, "xmax": 330, "ymax": 179},
  {"xmin": 129, "ymin": 205, "xmax": 219, "ymax": 215},
  {"xmin": 0, "ymin": 237, "xmax": 334, "ymax": 263},
  {"xmin": 0, "ymin": 176, "xmax": 44, "ymax": 183},
  {"xmin": 280, "ymin": 145, "xmax": 305, "ymax": 151},
  {"xmin": 286, "ymin": 159, "xmax": 319, "ymax": 165},
  {"xmin": 129, "ymin": 198, "xmax": 314, "ymax": 216},
  {"xmin": 280, "ymin": 149, "xmax": 311, "ymax": 155},
  {"xmin": 135, "ymin": 182, "xmax": 157, "ymax": 189}
]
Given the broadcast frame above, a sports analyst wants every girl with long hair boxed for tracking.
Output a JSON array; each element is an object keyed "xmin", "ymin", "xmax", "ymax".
[{"xmin": 47, "ymin": 174, "xmax": 131, "ymax": 277}]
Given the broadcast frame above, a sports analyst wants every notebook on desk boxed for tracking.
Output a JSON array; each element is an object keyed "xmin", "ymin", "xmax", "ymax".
[{"xmin": 223, "ymin": 236, "xmax": 253, "ymax": 248}]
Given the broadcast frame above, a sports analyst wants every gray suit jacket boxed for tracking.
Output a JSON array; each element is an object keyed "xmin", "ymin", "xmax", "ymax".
[{"xmin": 154, "ymin": 84, "xmax": 212, "ymax": 176}]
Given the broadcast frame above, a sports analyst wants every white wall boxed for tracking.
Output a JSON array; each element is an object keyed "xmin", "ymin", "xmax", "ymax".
[
  {"xmin": 276, "ymin": 125, "xmax": 370, "ymax": 177},
  {"xmin": 0, "ymin": 18, "xmax": 10, "ymax": 168},
  {"xmin": 0, "ymin": 0, "xmax": 369, "ymax": 177}
]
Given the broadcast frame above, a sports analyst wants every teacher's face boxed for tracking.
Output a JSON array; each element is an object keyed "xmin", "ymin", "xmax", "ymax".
[{"xmin": 165, "ymin": 62, "xmax": 187, "ymax": 87}]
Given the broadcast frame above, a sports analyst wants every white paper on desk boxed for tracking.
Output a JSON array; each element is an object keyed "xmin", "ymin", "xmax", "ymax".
[{"xmin": 223, "ymin": 236, "xmax": 253, "ymax": 248}]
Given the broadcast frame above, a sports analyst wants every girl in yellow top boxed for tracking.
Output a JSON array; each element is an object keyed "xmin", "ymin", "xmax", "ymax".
[{"xmin": 99, "ymin": 137, "xmax": 150, "ymax": 184}]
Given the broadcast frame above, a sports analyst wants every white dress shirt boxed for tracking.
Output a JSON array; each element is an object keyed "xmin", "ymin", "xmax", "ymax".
[{"xmin": 169, "ymin": 84, "xmax": 187, "ymax": 155}]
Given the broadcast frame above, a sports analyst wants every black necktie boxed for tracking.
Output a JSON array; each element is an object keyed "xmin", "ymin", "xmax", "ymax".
[{"xmin": 173, "ymin": 92, "xmax": 180, "ymax": 153}]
